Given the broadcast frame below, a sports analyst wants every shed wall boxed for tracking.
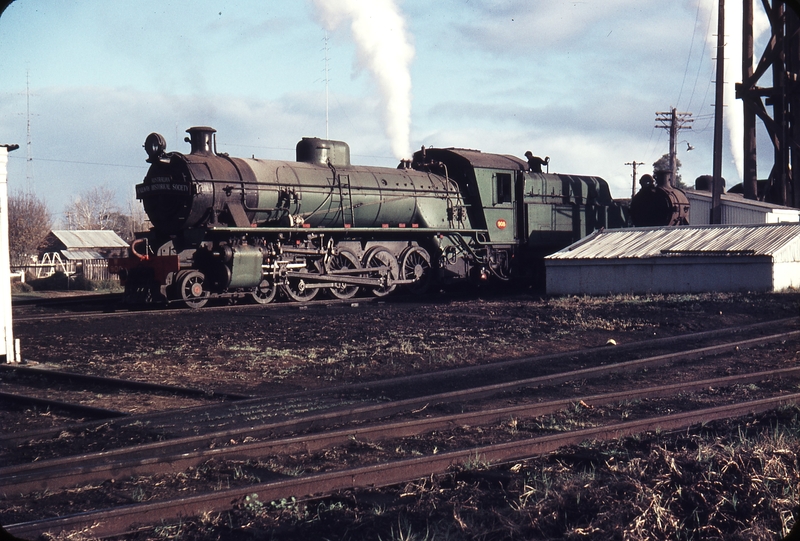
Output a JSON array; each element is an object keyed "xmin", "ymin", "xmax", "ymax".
[
  {"xmin": 546, "ymin": 257, "xmax": 777, "ymax": 295},
  {"xmin": 773, "ymin": 261, "xmax": 800, "ymax": 290},
  {"xmin": 685, "ymin": 192, "xmax": 800, "ymax": 225}
]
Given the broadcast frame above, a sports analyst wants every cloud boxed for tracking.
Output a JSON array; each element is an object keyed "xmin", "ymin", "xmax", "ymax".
[{"xmin": 0, "ymin": 82, "xmax": 400, "ymax": 219}]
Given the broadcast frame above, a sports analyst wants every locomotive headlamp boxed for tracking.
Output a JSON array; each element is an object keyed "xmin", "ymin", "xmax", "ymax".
[{"xmin": 144, "ymin": 132, "xmax": 167, "ymax": 163}]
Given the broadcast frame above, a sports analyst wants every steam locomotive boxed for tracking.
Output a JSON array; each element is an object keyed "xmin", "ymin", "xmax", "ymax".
[
  {"xmin": 110, "ymin": 126, "xmax": 630, "ymax": 307},
  {"xmin": 629, "ymin": 171, "xmax": 690, "ymax": 227}
]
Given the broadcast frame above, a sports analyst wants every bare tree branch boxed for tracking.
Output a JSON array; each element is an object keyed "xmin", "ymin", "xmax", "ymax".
[{"xmin": 9, "ymin": 190, "xmax": 52, "ymax": 267}]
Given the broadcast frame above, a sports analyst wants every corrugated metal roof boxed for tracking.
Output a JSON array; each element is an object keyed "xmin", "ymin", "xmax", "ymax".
[
  {"xmin": 425, "ymin": 148, "xmax": 528, "ymax": 171},
  {"xmin": 50, "ymin": 230, "xmax": 128, "ymax": 249},
  {"xmin": 60, "ymin": 250, "xmax": 105, "ymax": 260},
  {"xmin": 546, "ymin": 223, "xmax": 800, "ymax": 260}
]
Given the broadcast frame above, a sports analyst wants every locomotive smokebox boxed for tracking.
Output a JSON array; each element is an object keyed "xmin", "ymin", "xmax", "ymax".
[
  {"xmin": 630, "ymin": 171, "xmax": 690, "ymax": 227},
  {"xmin": 296, "ymin": 137, "xmax": 351, "ymax": 167},
  {"xmin": 185, "ymin": 126, "xmax": 216, "ymax": 155}
]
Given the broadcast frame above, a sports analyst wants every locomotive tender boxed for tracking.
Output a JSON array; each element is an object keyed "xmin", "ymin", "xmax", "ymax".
[{"xmin": 110, "ymin": 126, "xmax": 627, "ymax": 307}]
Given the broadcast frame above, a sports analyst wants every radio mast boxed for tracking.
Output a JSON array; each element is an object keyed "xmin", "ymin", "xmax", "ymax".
[
  {"xmin": 324, "ymin": 32, "xmax": 330, "ymax": 140},
  {"xmin": 25, "ymin": 70, "xmax": 34, "ymax": 190}
]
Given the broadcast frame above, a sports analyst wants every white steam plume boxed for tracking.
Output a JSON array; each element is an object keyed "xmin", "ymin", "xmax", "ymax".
[
  {"xmin": 312, "ymin": 0, "xmax": 415, "ymax": 159},
  {"xmin": 701, "ymin": 0, "xmax": 769, "ymax": 181}
]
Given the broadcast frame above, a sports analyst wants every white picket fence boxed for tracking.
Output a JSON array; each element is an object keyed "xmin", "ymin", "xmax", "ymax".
[{"xmin": 16, "ymin": 252, "xmax": 117, "ymax": 282}]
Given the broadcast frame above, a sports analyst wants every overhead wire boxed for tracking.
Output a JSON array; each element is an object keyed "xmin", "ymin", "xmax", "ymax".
[
  {"xmin": 639, "ymin": 3, "xmax": 711, "ymax": 171},
  {"xmin": 676, "ymin": 0, "xmax": 706, "ymax": 109},
  {"xmin": 7, "ymin": 155, "xmax": 148, "ymax": 169},
  {"xmin": 684, "ymin": 1, "xmax": 715, "ymax": 116}
]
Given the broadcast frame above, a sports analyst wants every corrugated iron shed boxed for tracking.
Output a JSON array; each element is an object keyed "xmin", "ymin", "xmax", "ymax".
[
  {"xmin": 685, "ymin": 189, "xmax": 800, "ymax": 224},
  {"xmin": 49, "ymin": 230, "xmax": 128, "ymax": 249},
  {"xmin": 59, "ymin": 250, "xmax": 105, "ymax": 261},
  {"xmin": 545, "ymin": 223, "xmax": 800, "ymax": 295}
]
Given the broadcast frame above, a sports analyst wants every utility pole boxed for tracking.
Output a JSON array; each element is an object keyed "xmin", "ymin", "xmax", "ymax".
[
  {"xmin": 711, "ymin": 0, "xmax": 725, "ymax": 224},
  {"xmin": 625, "ymin": 160, "xmax": 645, "ymax": 198},
  {"xmin": 655, "ymin": 108, "xmax": 693, "ymax": 187}
]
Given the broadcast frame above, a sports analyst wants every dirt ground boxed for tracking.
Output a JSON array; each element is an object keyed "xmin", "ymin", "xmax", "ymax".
[
  {"xmin": 12, "ymin": 290, "xmax": 800, "ymax": 394},
  {"xmin": 7, "ymin": 290, "xmax": 800, "ymax": 540}
]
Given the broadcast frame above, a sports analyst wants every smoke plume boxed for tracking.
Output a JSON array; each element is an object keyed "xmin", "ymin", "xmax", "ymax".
[
  {"xmin": 702, "ymin": 1, "xmax": 769, "ymax": 181},
  {"xmin": 312, "ymin": 0, "xmax": 415, "ymax": 159}
]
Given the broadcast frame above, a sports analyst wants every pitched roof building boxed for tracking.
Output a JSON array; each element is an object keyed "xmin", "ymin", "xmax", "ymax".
[
  {"xmin": 545, "ymin": 223, "xmax": 800, "ymax": 295},
  {"xmin": 40, "ymin": 230, "xmax": 128, "ymax": 260}
]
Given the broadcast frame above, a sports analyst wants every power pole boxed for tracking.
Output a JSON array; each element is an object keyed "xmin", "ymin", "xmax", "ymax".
[
  {"xmin": 625, "ymin": 160, "xmax": 645, "ymax": 198},
  {"xmin": 655, "ymin": 108, "xmax": 693, "ymax": 187},
  {"xmin": 711, "ymin": 0, "xmax": 725, "ymax": 224}
]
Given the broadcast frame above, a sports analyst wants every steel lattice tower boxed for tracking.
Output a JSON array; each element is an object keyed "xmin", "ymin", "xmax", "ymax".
[{"xmin": 738, "ymin": 0, "xmax": 800, "ymax": 208}]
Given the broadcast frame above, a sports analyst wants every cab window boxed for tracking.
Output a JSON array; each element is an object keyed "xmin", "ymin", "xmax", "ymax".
[{"xmin": 495, "ymin": 172, "xmax": 512, "ymax": 204}]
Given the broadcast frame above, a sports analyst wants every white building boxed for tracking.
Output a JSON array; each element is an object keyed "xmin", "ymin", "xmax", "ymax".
[
  {"xmin": 684, "ymin": 189, "xmax": 800, "ymax": 225},
  {"xmin": 545, "ymin": 223, "xmax": 800, "ymax": 295}
]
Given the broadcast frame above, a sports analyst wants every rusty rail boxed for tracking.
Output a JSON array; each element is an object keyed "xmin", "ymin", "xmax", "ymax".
[
  {"xmin": 3, "ymin": 366, "xmax": 800, "ymax": 496},
  {"xmin": 6, "ymin": 393, "xmax": 799, "ymax": 540},
  {"xmin": 2, "ymin": 328, "xmax": 798, "ymax": 476},
  {"xmin": 4, "ymin": 320, "xmax": 797, "ymax": 450},
  {"xmin": 0, "ymin": 364, "xmax": 251, "ymax": 401}
]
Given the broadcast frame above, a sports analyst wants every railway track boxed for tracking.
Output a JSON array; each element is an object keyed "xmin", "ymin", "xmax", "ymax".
[
  {"xmin": 0, "ymin": 364, "xmax": 251, "ymax": 432},
  {"xmin": 7, "ymin": 395, "xmax": 798, "ymax": 540},
  {"xmin": 3, "ymin": 316, "xmax": 796, "ymax": 449},
  {"xmin": 12, "ymin": 292, "xmax": 382, "ymax": 323},
  {"xmin": 2, "ymin": 317, "xmax": 799, "ymax": 538}
]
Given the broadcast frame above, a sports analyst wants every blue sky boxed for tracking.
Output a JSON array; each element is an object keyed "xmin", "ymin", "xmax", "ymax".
[{"xmin": 0, "ymin": 1, "xmax": 773, "ymax": 222}]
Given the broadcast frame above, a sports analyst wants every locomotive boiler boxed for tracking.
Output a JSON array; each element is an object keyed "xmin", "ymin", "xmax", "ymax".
[{"xmin": 110, "ymin": 126, "xmax": 628, "ymax": 307}]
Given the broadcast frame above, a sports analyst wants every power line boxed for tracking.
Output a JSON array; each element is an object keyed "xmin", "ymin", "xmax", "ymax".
[
  {"xmin": 7, "ymin": 155, "xmax": 148, "ymax": 169},
  {"xmin": 676, "ymin": 0, "xmax": 705, "ymax": 109}
]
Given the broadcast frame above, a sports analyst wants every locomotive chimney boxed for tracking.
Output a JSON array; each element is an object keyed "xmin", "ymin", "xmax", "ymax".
[
  {"xmin": 654, "ymin": 170, "xmax": 669, "ymax": 187},
  {"xmin": 185, "ymin": 126, "xmax": 216, "ymax": 155}
]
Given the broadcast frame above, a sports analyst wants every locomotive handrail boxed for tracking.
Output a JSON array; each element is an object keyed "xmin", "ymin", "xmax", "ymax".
[
  {"xmin": 130, "ymin": 238, "xmax": 150, "ymax": 261},
  {"xmin": 209, "ymin": 226, "xmax": 490, "ymax": 235}
]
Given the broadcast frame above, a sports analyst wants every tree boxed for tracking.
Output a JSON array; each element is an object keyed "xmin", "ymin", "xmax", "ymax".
[
  {"xmin": 63, "ymin": 186, "xmax": 120, "ymax": 231},
  {"xmin": 653, "ymin": 154, "xmax": 687, "ymax": 189},
  {"xmin": 62, "ymin": 187, "xmax": 149, "ymax": 242},
  {"xmin": 8, "ymin": 190, "xmax": 52, "ymax": 267},
  {"xmin": 116, "ymin": 197, "xmax": 150, "ymax": 243}
]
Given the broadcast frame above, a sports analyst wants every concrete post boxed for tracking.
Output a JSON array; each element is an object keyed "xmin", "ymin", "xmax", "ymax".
[{"xmin": 0, "ymin": 144, "xmax": 19, "ymax": 363}]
